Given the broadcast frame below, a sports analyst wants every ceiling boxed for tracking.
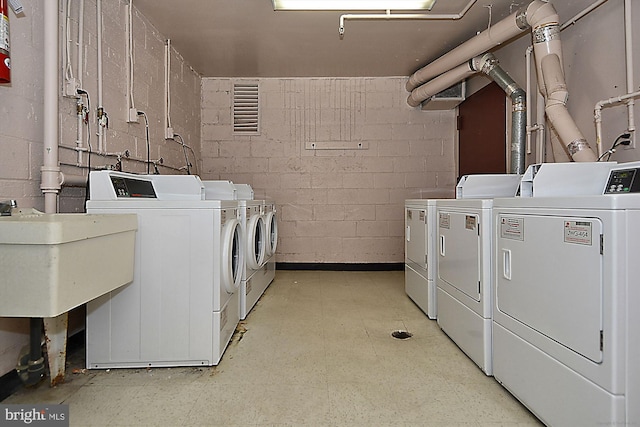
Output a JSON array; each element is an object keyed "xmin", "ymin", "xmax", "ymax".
[{"xmin": 133, "ymin": 0, "xmax": 523, "ymax": 78}]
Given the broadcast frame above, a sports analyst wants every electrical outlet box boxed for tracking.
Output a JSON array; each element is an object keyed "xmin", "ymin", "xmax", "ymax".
[
  {"xmin": 165, "ymin": 127, "xmax": 174, "ymax": 140},
  {"xmin": 64, "ymin": 79, "xmax": 80, "ymax": 98},
  {"xmin": 624, "ymin": 133, "xmax": 636, "ymax": 150},
  {"xmin": 127, "ymin": 108, "xmax": 139, "ymax": 123}
]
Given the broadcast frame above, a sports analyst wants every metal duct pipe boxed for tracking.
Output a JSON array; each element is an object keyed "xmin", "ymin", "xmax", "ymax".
[
  {"xmin": 476, "ymin": 54, "xmax": 527, "ymax": 174},
  {"xmin": 405, "ymin": 1, "xmax": 542, "ymax": 92},
  {"xmin": 408, "ymin": 52, "xmax": 527, "ymax": 173},
  {"xmin": 407, "ymin": 0, "xmax": 596, "ymax": 162}
]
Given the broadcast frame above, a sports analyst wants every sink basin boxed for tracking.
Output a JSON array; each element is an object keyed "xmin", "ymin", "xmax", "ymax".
[{"xmin": 0, "ymin": 209, "xmax": 137, "ymax": 317}]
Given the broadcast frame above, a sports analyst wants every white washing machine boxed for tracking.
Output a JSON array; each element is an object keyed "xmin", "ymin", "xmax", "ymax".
[
  {"xmin": 404, "ymin": 199, "xmax": 440, "ymax": 319},
  {"xmin": 435, "ymin": 174, "xmax": 521, "ymax": 376},
  {"xmin": 85, "ymin": 171, "xmax": 242, "ymax": 368},
  {"xmin": 259, "ymin": 199, "xmax": 277, "ymax": 287},
  {"xmin": 203, "ymin": 181, "xmax": 268, "ymax": 320},
  {"xmin": 491, "ymin": 162, "xmax": 640, "ymax": 426}
]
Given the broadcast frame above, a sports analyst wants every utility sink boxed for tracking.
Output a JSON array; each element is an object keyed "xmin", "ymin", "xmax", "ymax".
[{"xmin": 0, "ymin": 209, "xmax": 137, "ymax": 317}]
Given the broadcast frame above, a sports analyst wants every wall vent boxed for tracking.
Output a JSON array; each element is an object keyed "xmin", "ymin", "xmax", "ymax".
[
  {"xmin": 421, "ymin": 81, "xmax": 466, "ymax": 111},
  {"xmin": 233, "ymin": 82, "xmax": 260, "ymax": 134}
]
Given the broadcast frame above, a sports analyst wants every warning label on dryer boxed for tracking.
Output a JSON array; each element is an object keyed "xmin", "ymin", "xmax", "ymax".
[
  {"xmin": 499, "ymin": 216, "xmax": 524, "ymax": 241},
  {"xmin": 439, "ymin": 213, "xmax": 450, "ymax": 229},
  {"xmin": 564, "ymin": 221, "xmax": 592, "ymax": 245}
]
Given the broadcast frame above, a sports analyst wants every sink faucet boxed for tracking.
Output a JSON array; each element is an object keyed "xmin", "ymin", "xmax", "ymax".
[{"xmin": 0, "ymin": 200, "xmax": 17, "ymax": 216}]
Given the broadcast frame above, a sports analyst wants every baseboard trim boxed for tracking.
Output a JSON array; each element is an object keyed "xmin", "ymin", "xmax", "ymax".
[
  {"xmin": 276, "ymin": 262, "xmax": 403, "ymax": 271},
  {"xmin": 0, "ymin": 369, "xmax": 21, "ymax": 402}
]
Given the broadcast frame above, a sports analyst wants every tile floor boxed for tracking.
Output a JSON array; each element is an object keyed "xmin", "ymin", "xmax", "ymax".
[{"xmin": 3, "ymin": 270, "xmax": 542, "ymax": 426}]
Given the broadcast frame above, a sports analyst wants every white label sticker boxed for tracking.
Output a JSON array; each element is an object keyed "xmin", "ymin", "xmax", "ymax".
[
  {"xmin": 439, "ymin": 213, "xmax": 450, "ymax": 229},
  {"xmin": 564, "ymin": 221, "xmax": 592, "ymax": 245},
  {"xmin": 465, "ymin": 215, "xmax": 476, "ymax": 231},
  {"xmin": 500, "ymin": 216, "xmax": 524, "ymax": 241},
  {"xmin": 0, "ymin": 15, "xmax": 9, "ymax": 52}
]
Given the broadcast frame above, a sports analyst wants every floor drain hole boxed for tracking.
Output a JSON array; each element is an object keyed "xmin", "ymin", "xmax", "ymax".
[{"xmin": 391, "ymin": 330, "xmax": 413, "ymax": 340}]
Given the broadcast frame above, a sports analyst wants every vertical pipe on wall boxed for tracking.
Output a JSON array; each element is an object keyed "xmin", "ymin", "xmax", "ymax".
[
  {"xmin": 76, "ymin": 0, "xmax": 84, "ymax": 89},
  {"xmin": 624, "ymin": 0, "xmax": 635, "ymax": 138},
  {"xmin": 42, "ymin": 0, "xmax": 60, "ymax": 213},
  {"xmin": 96, "ymin": 0, "xmax": 105, "ymax": 153}
]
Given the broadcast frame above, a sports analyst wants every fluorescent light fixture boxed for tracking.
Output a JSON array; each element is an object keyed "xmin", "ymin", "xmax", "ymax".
[{"xmin": 272, "ymin": 0, "xmax": 436, "ymax": 11}]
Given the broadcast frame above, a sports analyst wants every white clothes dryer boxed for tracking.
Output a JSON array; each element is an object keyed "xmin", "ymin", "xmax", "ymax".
[
  {"xmin": 85, "ymin": 171, "xmax": 242, "ymax": 368},
  {"xmin": 491, "ymin": 162, "xmax": 640, "ymax": 426},
  {"xmin": 436, "ymin": 198, "xmax": 494, "ymax": 375},
  {"xmin": 433, "ymin": 174, "xmax": 521, "ymax": 375},
  {"xmin": 404, "ymin": 199, "xmax": 440, "ymax": 319}
]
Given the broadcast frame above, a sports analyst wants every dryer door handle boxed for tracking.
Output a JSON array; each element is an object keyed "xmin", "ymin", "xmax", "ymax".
[
  {"xmin": 439, "ymin": 235, "xmax": 445, "ymax": 257},
  {"xmin": 406, "ymin": 226, "xmax": 410, "ymax": 242},
  {"xmin": 502, "ymin": 249, "xmax": 511, "ymax": 280}
]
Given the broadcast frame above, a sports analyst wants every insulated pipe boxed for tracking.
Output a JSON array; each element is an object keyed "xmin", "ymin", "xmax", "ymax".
[
  {"xmin": 407, "ymin": 61, "xmax": 477, "ymax": 107},
  {"xmin": 405, "ymin": 1, "xmax": 539, "ymax": 92},
  {"xmin": 477, "ymin": 54, "xmax": 527, "ymax": 173},
  {"xmin": 42, "ymin": 0, "xmax": 61, "ymax": 213},
  {"xmin": 541, "ymin": 54, "xmax": 596, "ymax": 161}
]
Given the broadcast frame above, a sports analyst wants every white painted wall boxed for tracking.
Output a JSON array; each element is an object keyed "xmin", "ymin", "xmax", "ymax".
[
  {"xmin": 201, "ymin": 77, "xmax": 457, "ymax": 264},
  {"xmin": 0, "ymin": 0, "xmax": 201, "ymax": 378}
]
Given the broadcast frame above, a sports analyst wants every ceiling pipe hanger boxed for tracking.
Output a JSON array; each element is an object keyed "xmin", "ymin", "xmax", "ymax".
[{"xmin": 338, "ymin": 0, "xmax": 476, "ymax": 36}]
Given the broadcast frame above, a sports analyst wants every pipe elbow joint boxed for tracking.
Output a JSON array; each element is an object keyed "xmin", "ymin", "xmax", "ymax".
[{"xmin": 526, "ymin": 0, "xmax": 560, "ymax": 29}]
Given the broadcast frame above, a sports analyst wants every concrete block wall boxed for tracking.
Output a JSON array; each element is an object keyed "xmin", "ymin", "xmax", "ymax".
[
  {"xmin": 201, "ymin": 77, "xmax": 456, "ymax": 264},
  {"xmin": 0, "ymin": 0, "xmax": 201, "ymax": 377},
  {"xmin": 57, "ymin": 0, "xmax": 202, "ymax": 211}
]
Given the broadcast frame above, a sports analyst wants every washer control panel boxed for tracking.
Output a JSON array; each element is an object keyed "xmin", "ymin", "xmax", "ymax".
[
  {"xmin": 111, "ymin": 176, "xmax": 157, "ymax": 198},
  {"xmin": 604, "ymin": 167, "xmax": 640, "ymax": 194}
]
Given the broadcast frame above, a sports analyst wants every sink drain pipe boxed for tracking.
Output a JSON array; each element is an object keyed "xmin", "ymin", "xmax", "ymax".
[
  {"xmin": 16, "ymin": 319, "xmax": 45, "ymax": 386},
  {"xmin": 17, "ymin": 0, "xmax": 62, "ymax": 388}
]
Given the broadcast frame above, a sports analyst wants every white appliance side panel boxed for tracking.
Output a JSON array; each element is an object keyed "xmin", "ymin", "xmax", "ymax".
[
  {"xmin": 86, "ymin": 208, "xmax": 218, "ymax": 367},
  {"xmin": 627, "ymin": 210, "xmax": 640, "ymax": 426},
  {"xmin": 405, "ymin": 264, "xmax": 434, "ymax": 319},
  {"xmin": 494, "ymin": 323, "xmax": 624, "ymax": 427},
  {"xmin": 427, "ymin": 203, "xmax": 438, "ymax": 281},
  {"xmin": 406, "ymin": 207, "xmax": 427, "ymax": 269},
  {"xmin": 496, "ymin": 213, "xmax": 603, "ymax": 363},
  {"xmin": 438, "ymin": 210, "xmax": 480, "ymax": 302}
]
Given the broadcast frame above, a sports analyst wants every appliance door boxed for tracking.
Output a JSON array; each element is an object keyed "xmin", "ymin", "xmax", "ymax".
[
  {"xmin": 406, "ymin": 208, "xmax": 427, "ymax": 270},
  {"xmin": 222, "ymin": 218, "xmax": 241, "ymax": 293},
  {"xmin": 264, "ymin": 210, "xmax": 278, "ymax": 256},
  {"xmin": 245, "ymin": 213, "xmax": 266, "ymax": 269},
  {"xmin": 438, "ymin": 210, "xmax": 480, "ymax": 302},
  {"xmin": 496, "ymin": 213, "xmax": 604, "ymax": 363}
]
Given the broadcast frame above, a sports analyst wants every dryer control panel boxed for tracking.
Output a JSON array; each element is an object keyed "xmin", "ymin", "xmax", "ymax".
[{"xmin": 604, "ymin": 167, "xmax": 640, "ymax": 194}]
